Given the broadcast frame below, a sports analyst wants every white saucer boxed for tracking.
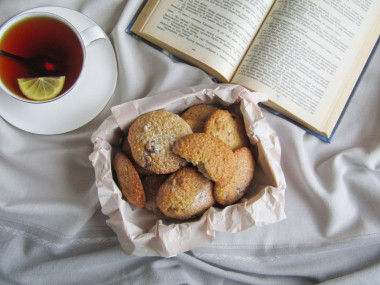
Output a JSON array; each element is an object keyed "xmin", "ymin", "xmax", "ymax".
[{"xmin": 0, "ymin": 7, "xmax": 118, "ymax": 135}]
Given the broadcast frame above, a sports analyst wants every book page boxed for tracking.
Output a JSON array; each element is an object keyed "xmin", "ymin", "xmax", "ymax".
[
  {"xmin": 132, "ymin": 0, "xmax": 275, "ymax": 81},
  {"xmin": 232, "ymin": 0, "xmax": 380, "ymax": 135}
]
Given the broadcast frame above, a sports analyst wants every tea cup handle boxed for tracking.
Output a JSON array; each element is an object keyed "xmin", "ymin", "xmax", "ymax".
[{"xmin": 80, "ymin": 26, "xmax": 106, "ymax": 47}]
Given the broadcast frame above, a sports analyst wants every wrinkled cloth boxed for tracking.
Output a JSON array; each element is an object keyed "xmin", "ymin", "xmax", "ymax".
[{"xmin": 1, "ymin": 0, "xmax": 380, "ymax": 284}]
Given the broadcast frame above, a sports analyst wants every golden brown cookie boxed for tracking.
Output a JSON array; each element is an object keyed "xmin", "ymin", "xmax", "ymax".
[
  {"xmin": 141, "ymin": 174, "xmax": 168, "ymax": 215},
  {"xmin": 128, "ymin": 110, "xmax": 192, "ymax": 174},
  {"xmin": 182, "ymin": 119, "xmax": 205, "ymax": 133},
  {"xmin": 214, "ymin": 147, "xmax": 255, "ymax": 206},
  {"xmin": 113, "ymin": 152, "xmax": 146, "ymax": 208},
  {"xmin": 156, "ymin": 167, "xmax": 214, "ymax": 220},
  {"xmin": 181, "ymin": 104, "xmax": 219, "ymax": 133},
  {"xmin": 172, "ymin": 133, "xmax": 237, "ymax": 187},
  {"xmin": 204, "ymin": 109, "xmax": 249, "ymax": 150}
]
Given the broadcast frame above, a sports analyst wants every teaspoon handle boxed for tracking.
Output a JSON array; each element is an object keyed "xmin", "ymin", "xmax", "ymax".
[{"xmin": 0, "ymin": 50, "xmax": 28, "ymax": 62}]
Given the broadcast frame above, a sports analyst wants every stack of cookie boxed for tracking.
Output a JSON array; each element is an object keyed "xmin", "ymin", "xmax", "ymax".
[{"xmin": 113, "ymin": 104, "xmax": 256, "ymax": 220}]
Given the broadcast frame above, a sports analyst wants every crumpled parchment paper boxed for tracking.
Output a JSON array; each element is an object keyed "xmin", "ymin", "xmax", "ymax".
[{"xmin": 89, "ymin": 83, "xmax": 286, "ymax": 257}]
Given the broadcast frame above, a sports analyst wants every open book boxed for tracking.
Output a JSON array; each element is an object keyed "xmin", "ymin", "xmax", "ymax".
[{"xmin": 128, "ymin": 0, "xmax": 380, "ymax": 142}]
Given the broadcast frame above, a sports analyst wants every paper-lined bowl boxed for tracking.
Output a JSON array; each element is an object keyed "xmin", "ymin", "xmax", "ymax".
[{"xmin": 89, "ymin": 83, "xmax": 286, "ymax": 257}]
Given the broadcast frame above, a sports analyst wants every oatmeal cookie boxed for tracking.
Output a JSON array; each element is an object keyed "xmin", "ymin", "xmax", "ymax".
[
  {"xmin": 156, "ymin": 167, "xmax": 214, "ymax": 220},
  {"xmin": 113, "ymin": 152, "xmax": 146, "ymax": 208},
  {"xmin": 204, "ymin": 109, "xmax": 249, "ymax": 150},
  {"xmin": 172, "ymin": 133, "xmax": 237, "ymax": 187},
  {"xmin": 181, "ymin": 104, "xmax": 219, "ymax": 133},
  {"xmin": 214, "ymin": 147, "xmax": 255, "ymax": 206},
  {"xmin": 128, "ymin": 110, "xmax": 192, "ymax": 174}
]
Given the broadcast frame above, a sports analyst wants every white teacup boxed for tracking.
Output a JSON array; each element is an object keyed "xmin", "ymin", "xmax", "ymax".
[{"xmin": 0, "ymin": 11, "xmax": 106, "ymax": 103}]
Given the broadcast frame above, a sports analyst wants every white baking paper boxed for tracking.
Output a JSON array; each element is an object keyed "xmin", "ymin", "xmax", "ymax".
[{"xmin": 89, "ymin": 83, "xmax": 286, "ymax": 257}]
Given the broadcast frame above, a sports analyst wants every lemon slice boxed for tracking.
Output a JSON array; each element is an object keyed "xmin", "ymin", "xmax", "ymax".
[{"xmin": 17, "ymin": 76, "xmax": 66, "ymax": 101}]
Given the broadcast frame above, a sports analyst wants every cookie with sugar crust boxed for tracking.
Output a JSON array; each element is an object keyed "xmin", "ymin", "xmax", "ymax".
[{"xmin": 128, "ymin": 110, "xmax": 192, "ymax": 174}]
